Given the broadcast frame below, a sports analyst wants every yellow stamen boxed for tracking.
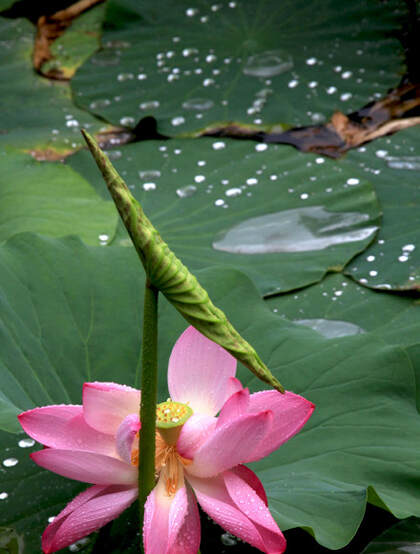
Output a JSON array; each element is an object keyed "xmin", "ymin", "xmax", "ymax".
[{"xmin": 130, "ymin": 401, "xmax": 193, "ymax": 496}]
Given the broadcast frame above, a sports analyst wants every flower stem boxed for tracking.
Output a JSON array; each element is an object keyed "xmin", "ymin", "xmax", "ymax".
[{"xmin": 138, "ymin": 280, "xmax": 159, "ymax": 552}]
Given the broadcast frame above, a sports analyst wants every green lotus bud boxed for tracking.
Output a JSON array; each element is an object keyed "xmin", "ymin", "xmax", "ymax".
[{"xmin": 81, "ymin": 129, "xmax": 284, "ymax": 393}]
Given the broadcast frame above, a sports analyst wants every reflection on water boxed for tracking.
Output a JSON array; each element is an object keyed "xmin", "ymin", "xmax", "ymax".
[
  {"xmin": 212, "ymin": 206, "xmax": 378, "ymax": 254},
  {"xmin": 294, "ymin": 318, "xmax": 365, "ymax": 339}
]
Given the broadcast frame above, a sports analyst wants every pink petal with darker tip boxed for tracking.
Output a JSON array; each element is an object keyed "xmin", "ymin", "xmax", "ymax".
[
  {"xmin": 224, "ymin": 470, "xmax": 279, "ymax": 534},
  {"xmin": 83, "ymin": 382, "xmax": 140, "ymax": 435},
  {"xmin": 143, "ymin": 476, "xmax": 200, "ymax": 554},
  {"xmin": 232, "ymin": 464, "xmax": 267, "ymax": 506},
  {"xmin": 188, "ymin": 473, "xmax": 286, "ymax": 553},
  {"xmin": 217, "ymin": 388, "xmax": 250, "ymax": 428},
  {"xmin": 168, "ymin": 326, "xmax": 236, "ymax": 416},
  {"xmin": 19, "ymin": 406, "xmax": 116, "ymax": 455},
  {"xmin": 185, "ymin": 411, "xmax": 272, "ymax": 478},
  {"xmin": 244, "ymin": 390, "xmax": 315, "ymax": 462},
  {"xmin": 31, "ymin": 449, "xmax": 137, "ymax": 485},
  {"xmin": 42, "ymin": 484, "xmax": 137, "ymax": 554}
]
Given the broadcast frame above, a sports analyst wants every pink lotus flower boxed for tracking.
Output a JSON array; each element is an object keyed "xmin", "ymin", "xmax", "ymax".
[{"xmin": 18, "ymin": 326, "xmax": 314, "ymax": 554}]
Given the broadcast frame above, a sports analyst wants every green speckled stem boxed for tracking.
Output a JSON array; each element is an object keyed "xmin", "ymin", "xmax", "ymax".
[
  {"xmin": 138, "ymin": 282, "xmax": 158, "ymax": 553},
  {"xmin": 81, "ymin": 129, "xmax": 284, "ymax": 393}
]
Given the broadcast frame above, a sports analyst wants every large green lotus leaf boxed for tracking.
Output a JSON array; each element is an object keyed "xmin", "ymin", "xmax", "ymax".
[
  {"xmin": 67, "ymin": 138, "xmax": 380, "ymax": 295},
  {"xmin": 266, "ymin": 273, "xmax": 420, "ymax": 410},
  {"xmin": 343, "ymin": 127, "xmax": 420, "ymax": 291},
  {"xmin": 1, "ymin": 234, "xmax": 420, "ymax": 550},
  {"xmin": 0, "ymin": 151, "xmax": 117, "ymax": 244},
  {"xmin": 362, "ymin": 517, "xmax": 420, "ymax": 553},
  {"xmin": 41, "ymin": 3, "xmax": 107, "ymax": 80},
  {"xmin": 266, "ymin": 273, "xmax": 419, "ymax": 348},
  {"xmin": 0, "ymin": 17, "xmax": 110, "ymax": 156},
  {"xmin": 71, "ymin": 0, "xmax": 403, "ymax": 135}
]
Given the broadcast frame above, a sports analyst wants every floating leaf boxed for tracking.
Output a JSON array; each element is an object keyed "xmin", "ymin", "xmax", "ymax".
[
  {"xmin": 1, "ymin": 234, "xmax": 420, "ymax": 551},
  {"xmin": 67, "ymin": 137, "xmax": 380, "ymax": 295},
  {"xmin": 0, "ymin": 151, "xmax": 117, "ymax": 245},
  {"xmin": 0, "ymin": 17, "xmax": 111, "ymax": 156},
  {"xmin": 72, "ymin": 0, "xmax": 404, "ymax": 134},
  {"xmin": 344, "ymin": 127, "xmax": 420, "ymax": 291}
]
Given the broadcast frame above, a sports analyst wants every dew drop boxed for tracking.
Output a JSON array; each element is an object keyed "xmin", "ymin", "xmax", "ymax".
[
  {"xmin": 340, "ymin": 92, "xmax": 352, "ymax": 101},
  {"xmin": 194, "ymin": 175, "xmax": 205, "ymax": 183},
  {"xmin": 171, "ymin": 116, "xmax": 185, "ymax": 126},
  {"xmin": 3, "ymin": 458, "xmax": 18, "ymax": 467},
  {"xmin": 66, "ymin": 119, "xmax": 79, "ymax": 128},
  {"xmin": 18, "ymin": 438, "xmax": 35, "ymax": 448},
  {"xmin": 306, "ymin": 57, "xmax": 317, "ymax": 65},
  {"xmin": 176, "ymin": 185, "xmax": 197, "ymax": 198},
  {"xmin": 308, "ymin": 81, "xmax": 318, "ymax": 88},
  {"xmin": 346, "ymin": 178, "xmax": 360, "ymax": 185},
  {"xmin": 212, "ymin": 141, "xmax": 226, "ymax": 150},
  {"xmin": 246, "ymin": 178, "xmax": 258, "ymax": 185},
  {"xmin": 143, "ymin": 183, "xmax": 157, "ymax": 191},
  {"xmin": 214, "ymin": 199, "xmax": 225, "ymax": 206},
  {"xmin": 89, "ymin": 99, "xmax": 111, "ymax": 110},
  {"xmin": 243, "ymin": 50, "xmax": 293, "ymax": 78},
  {"xmin": 366, "ymin": 255, "xmax": 375, "ymax": 262},
  {"xmin": 288, "ymin": 79, "xmax": 299, "ymax": 88},
  {"xmin": 139, "ymin": 100, "xmax": 160, "ymax": 110},
  {"xmin": 311, "ymin": 112, "xmax": 326, "ymax": 123},
  {"xmin": 203, "ymin": 78, "xmax": 215, "ymax": 87},
  {"xmin": 226, "ymin": 187, "xmax": 242, "ymax": 197},
  {"xmin": 117, "ymin": 72, "xmax": 134, "ymax": 81},
  {"xmin": 326, "ymin": 86, "xmax": 337, "ymax": 94},
  {"xmin": 341, "ymin": 71, "xmax": 353, "ymax": 79},
  {"xmin": 120, "ymin": 116, "xmax": 135, "ymax": 126},
  {"xmin": 0, "ymin": 492, "xmax": 8, "ymax": 500},
  {"xmin": 255, "ymin": 143, "xmax": 268, "ymax": 152},
  {"xmin": 182, "ymin": 98, "xmax": 214, "ymax": 110},
  {"xmin": 402, "ymin": 244, "xmax": 415, "ymax": 252},
  {"xmin": 186, "ymin": 7, "xmax": 198, "ymax": 16},
  {"xmin": 182, "ymin": 47, "xmax": 199, "ymax": 57}
]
